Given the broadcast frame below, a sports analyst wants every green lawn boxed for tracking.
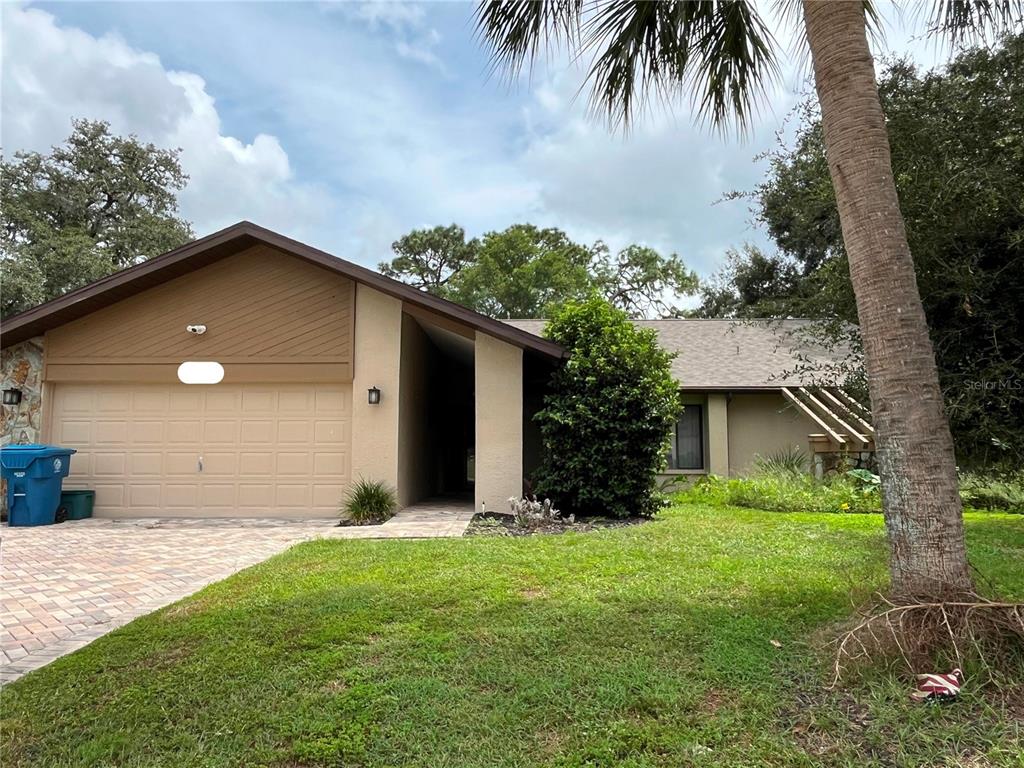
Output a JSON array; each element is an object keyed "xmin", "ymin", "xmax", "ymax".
[{"xmin": 3, "ymin": 505, "xmax": 1022, "ymax": 767}]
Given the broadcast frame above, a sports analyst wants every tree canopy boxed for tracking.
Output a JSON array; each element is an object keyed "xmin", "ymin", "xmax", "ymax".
[
  {"xmin": 698, "ymin": 34, "xmax": 1024, "ymax": 464},
  {"xmin": 381, "ymin": 223, "xmax": 696, "ymax": 319},
  {"xmin": 1, "ymin": 119, "xmax": 193, "ymax": 317}
]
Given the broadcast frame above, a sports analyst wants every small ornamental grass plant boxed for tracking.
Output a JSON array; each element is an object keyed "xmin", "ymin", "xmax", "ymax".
[{"xmin": 341, "ymin": 478, "xmax": 398, "ymax": 525}]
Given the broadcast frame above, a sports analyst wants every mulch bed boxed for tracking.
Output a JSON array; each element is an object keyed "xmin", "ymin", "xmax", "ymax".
[
  {"xmin": 465, "ymin": 511, "xmax": 651, "ymax": 537},
  {"xmin": 336, "ymin": 517, "xmax": 387, "ymax": 527}
]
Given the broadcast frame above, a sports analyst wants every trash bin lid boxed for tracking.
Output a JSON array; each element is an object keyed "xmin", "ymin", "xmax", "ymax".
[{"xmin": 0, "ymin": 444, "xmax": 78, "ymax": 469}]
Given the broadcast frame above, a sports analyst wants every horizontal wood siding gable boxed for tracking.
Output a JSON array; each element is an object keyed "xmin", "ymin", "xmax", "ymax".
[{"xmin": 46, "ymin": 246, "xmax": 354, "ymax": 367}]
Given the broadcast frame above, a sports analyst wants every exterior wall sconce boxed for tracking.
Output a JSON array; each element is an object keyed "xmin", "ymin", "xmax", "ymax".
[
  {"xmin": 367, "ymin": 387, "xmax": 381, "ymax": 405},
  {"xmin": 2, "ymin": 388, "xmax": 22, "ymax": 406}
]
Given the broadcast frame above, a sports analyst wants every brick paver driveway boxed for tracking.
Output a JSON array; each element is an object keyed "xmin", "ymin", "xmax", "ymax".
[{"xmin": 0, "ymin": 501, "xmax": 473, "ymax": 684}]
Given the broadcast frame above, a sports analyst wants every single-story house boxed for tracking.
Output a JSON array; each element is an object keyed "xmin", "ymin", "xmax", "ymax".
[{"xmin": 1, "ymin": 222, "xmax": 872, "ymax": 519}]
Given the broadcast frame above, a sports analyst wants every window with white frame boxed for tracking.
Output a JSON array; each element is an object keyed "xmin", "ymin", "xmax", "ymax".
[{"xmin": 668, "ymin": 404, "xmax": 704, "ymax": 470}]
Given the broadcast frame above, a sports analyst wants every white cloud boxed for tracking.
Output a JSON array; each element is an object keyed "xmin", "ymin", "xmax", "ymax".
[
  {"xmin": 0, "ymin": 5, "xmax": 336, "ymax": 242},
  {"xmin": 511, "ymin": 67, "xmax": 789, "ymax": 272},
  {"xmin": 0, "ymin": 0, "xmax": 952, "ymax": 279},
  {"xmin": 328, "ymin": 0, "xmax": 445, "ymax": 72},
  {"xmin": 326, "ymin": 0, "xmax": 425, "ymax": 31}
]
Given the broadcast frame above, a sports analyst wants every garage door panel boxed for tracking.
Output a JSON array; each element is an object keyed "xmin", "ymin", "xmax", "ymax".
[
  {"xmin": 202, "ymin": 484, "xmax": 236, "ymax": 506},
  {"xmin": 130, "ymin": 452, "xmax": 163, "ymax": 475},
  {"xmin": 313, "ymin": 452, "xmax": 347, "ymax": 475},
  {"xmin": 275, "ymin": 484, "xmax": 310, "ymax": 507},
  {"xmin": 240, "ymin": 452, "xmax": 274, "ymax": 474},
  {"xmin": 94, "ymin": 484, "xmax": 125, "ymax": 507},
  {"xmin": 238, "ymin": 484, "xmax": 274, "ymax": 507},
  {"xmin": 279, "ymin": 390, "xmax": 313, "ymax": 413},
  {"xmin": 165, "ymin": 452, "xmax": 199, "ymax": 476},
  {"xmin": 313, "ymin": 484, "xmax": 345, "ymax": 508},
  {"xmin": 97, "ymin": 391, "xmax": 126, "ymax": 412},
  {"xmin": 276, "ymin": 452, "xmax": 310, "ymax": 475},
  {"xmin": 201, "ymin": 452, "xmax": 238, "ymax": 475},
  {"xmin": 95, "ymin": 421, "xmax": 128, "ymax": 445},
  {"xmin": 204, "ymin": 420, "xmax": 238, "ymax": 444},
  {"xmin": 164, "ymin": 485, "xmax": 199, "ymax": 507},
  {"xmin": 169, "ymin": 390, "xmax": 202, "ymax": 410},
  {"xmin": 52, "ymin": 383, "xmax": 351, "ymax": 517},
  {"xmin": 242, "ymin": 390, "xmax": 276, "ymax": 412},
  {"xmin": 206, "ymin": 390, "xmax": 242, "ymax": 412},
  {"xmin": 314, "ymin": 420, "xmax": 348, "ymax": 444},
  {"xmin": 130, "ymin": 421, "xmax": 165, "ymax": 444},
  {"xmin": 59, "ymin": 421, "xmax": 92, "ymax": 444},
  {"xmin": 241, "ymin": 420, "xmax": 274, "ymax": 443},
  {"xmin": 132, "ymin": 390, "xmax": 170, "ymax": 412},
  {"xmin": 93, "ymin": 453, "xmax": 126, "ymax": 476},
  {"xmin": 130, "ymin": 484, "xmax": 162, "ymax": 507},
  {"xmin": 277, "ymin": 420, "xmax": 311, "ymax": 443},
  {"xmin": 315, "ymin": 387, "xmax": 348, "ymax": 414},
  {"xmin": 167, "ymin": 420, "xmax": 201, "ymax": 443}
]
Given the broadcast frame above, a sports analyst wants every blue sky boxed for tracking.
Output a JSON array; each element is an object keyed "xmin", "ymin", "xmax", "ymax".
[{"xmin": 2, "ymin": 1, "xmax": 945, "ymax": 279}]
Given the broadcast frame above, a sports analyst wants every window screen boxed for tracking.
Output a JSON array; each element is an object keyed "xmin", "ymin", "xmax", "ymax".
[{"xmin": 669, "ymin": 405, "xmax": 704, "ymax": 470}]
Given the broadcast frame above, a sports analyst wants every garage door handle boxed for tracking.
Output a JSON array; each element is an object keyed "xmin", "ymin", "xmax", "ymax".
[{"xmin": 198, "ymin": 456, "xmax": 203, "ymax": 473}]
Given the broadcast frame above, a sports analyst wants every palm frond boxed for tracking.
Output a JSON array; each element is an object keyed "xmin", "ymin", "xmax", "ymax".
[
  {"xmin": 476, "ymin": 0, "xmax": 780, "ymax": 132},
  {"xmin": 475, "ymin": 0, "xmax": 584, "ymax": 78},
  {"xmin": 926, "ymin": 0, "xmax": 1024, "ymax": 44}
]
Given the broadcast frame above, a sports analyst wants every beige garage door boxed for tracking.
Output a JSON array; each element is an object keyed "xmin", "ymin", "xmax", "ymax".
[{"xmin": 51, "ymin": 383, "xmax": 351, "ymax": 518}]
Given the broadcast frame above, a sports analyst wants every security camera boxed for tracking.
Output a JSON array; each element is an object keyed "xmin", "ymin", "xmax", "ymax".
[{"xmin": 186, "ymin": 324, "xmax": 207, "ymax": 335}]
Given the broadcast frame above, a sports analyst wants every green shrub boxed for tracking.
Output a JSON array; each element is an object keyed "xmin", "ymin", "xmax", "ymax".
[
  {"xmin": 341, "ymin": 479, "xmax": 398, "ymax": 524},
  {"xmin": 533, "ymin": 297, "xmax": 681, "ymax": 518},
  {"xmin": 959, "ymin": 471, "xmax": 1024, "ymax": 513}
]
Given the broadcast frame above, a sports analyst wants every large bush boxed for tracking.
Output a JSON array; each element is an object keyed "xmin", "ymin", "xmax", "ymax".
[{"xmin": 533, "ymin": 297, "xmax": 680, "ymax": 518}]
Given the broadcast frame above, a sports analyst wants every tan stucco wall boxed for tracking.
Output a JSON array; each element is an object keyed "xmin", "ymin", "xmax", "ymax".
[
  {"xmin": 350, "ymin": 284, "xmax": 402, "ymax": 492},
  {"xmin": 475, "ymin": 333, "xmax": 522, "ymax": 514},
  {"xmin": 397, "ymin": 314, "xmax": 433, "ymax": 507},
  {"xmin": 707, "ymin": 393, "xmax": 729, "ymax": 475},
  {"xmin": 727, "ymin": 391, "xmax": 817, "ymax": 476}
]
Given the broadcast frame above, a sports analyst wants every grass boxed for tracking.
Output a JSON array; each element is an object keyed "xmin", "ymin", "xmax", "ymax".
[{"xmin": 2, "ymin": 504, "xmax": 1023, "ymax": 767}]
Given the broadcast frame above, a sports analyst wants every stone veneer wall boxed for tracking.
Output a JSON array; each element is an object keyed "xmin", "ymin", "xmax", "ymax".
[
  {"xmin": 1, "ymin": 337, "xmax": 45, "ymax": 516},
  {"xmin": 1, "ymin": 337, "xmax": 44, "ymax": 446}
]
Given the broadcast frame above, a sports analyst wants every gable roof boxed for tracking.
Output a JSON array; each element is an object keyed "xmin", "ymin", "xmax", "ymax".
[
  {"xmin": 505, "ymin": 318, "xmax": 851, "ymax": 390},
  {"xmin": 0, "ymin": 221, "xmax": 564, "ymax": 358}
]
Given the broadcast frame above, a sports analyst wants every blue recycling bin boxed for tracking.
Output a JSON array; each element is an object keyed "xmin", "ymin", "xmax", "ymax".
[{"xmin": 1, "ymin": 445, "xmax": 77, "ymax": 526}]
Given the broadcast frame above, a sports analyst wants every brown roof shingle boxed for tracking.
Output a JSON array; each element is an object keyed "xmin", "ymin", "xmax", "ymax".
[{"xmin": 504, "ymin": 318, "xmax": 850, "ymax": 389}]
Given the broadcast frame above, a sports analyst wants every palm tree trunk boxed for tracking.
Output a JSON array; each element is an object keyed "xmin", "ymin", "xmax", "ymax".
[{"xmin": 802, "ymin": 0, "xmax": 973, "ymax": 597}]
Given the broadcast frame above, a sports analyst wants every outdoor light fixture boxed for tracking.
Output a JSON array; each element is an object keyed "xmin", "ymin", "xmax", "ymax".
[
  {"xmin": 2, "ymin": 388, "xmax": 22, "ymax": 406},
  {"xmin": 367, "ymin": 387, "xmax": 381, "ymax": 405},
  {"xmin": 177, "ymin": 361, "xmax": 225, "ymax": 385}
]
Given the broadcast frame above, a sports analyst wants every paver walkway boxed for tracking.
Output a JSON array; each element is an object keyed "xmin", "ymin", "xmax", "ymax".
[{"xmin": 0, "ymin": 499, "xmax": 474, "ymax": 684}]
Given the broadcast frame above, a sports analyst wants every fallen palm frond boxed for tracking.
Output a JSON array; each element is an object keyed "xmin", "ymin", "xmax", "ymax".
[{"xmin": 831, "ymin": 593, "xmax": 1024, "ymax": 688}]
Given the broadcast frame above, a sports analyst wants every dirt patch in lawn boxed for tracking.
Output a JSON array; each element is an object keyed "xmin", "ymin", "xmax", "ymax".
[{"xmin": 465, "ymin": 512, "xmax": 651, "ymax": 537}]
